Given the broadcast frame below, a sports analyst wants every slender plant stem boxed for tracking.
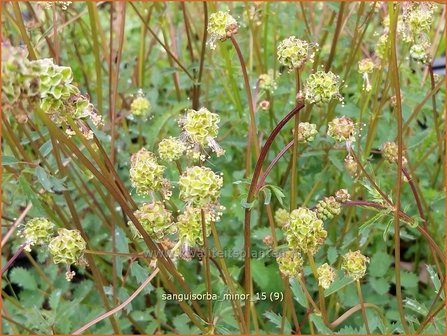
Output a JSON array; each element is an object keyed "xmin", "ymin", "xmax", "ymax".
[
  {"xmin": 356, "ymin": 280, "xmax": 370, "ymax": 333},
  {"xmin": 201, "ymin": 209, "xmax": 213, "ymax": 324},
  {"xmin": 1, "ymin": 203, "xmax": 32, "ymax": 247},
  {"xmin": 1, "ymin": 244, "xmax": 26, "ymax": 274},
  {"xmin": 72, "ymin": 268, "xmax": 160, "ymax": 334}
]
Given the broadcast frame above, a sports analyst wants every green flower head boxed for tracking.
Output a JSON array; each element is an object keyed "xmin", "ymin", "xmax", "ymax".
[
  {"xmin": 130, "ymin": 148, "xmax": 166, "ymax": 195},
  {"xmin": 22, "ymin": 217, "xmax": 56, "ymax": 251},
  {"xmin": 274, "ymin": 208, "xmax": 290, "ymax": 228},
  {"xmin": 131, "ymin": 96, "xmax": 151, "ymax": 117},
  {"xmin": 277, "ymin": 250, "xmax": 304, "ymax": 278},
  {"xmin": 49, "ymin": 229, "xmax": 86, "ymax": 265},
  {"xmin": 317, "ymin": 263, "xmax": 336, "ymax": 289},
  {"xmin": 296, "ymin": 122, "xmax": 318, "ymax": 143},
  {"xmin": 303, "ymin": 71, "xmax": 342, "ymax": 105},
  {"xmin": 410, "ymin": 43, "xmax": 431, "ymax": 64},
  {"xmin": 158, "ymin": 137, "xmax": 187, "ymax": 162},
  {"xmin": 179, "ymin": 166, "xmax": 223, "ymax": 206},
  {"xmin": 342, "ymin": 250, "xmax": 369, "ymax": 280},
  {"xmin": 316, "ymin": 196, "xmax": 341, "ymax": 221},
  {"xmin": 177, "ymin": 207, "xmax": 212, "ymax": 248},
  {"xmin": 181, "ymin": 107, "xmax": 220, "ymax": 147},
  {"xmin": 258, "ymin": 71, "xmax": 277, "ymax": 93},
  {"xmin": 375, "ymin": 34, "xmax": 389, "ymax": 61},
  {"xmin": 128, "ymin": 202, "xmax": 174, "ymax": 241},
  {"xmin": 277, "ymin": 36, "xmax": 315, "ymax": 70},
  {"xmin": 381, "ymin": 141, "xmax": 407, "ymax": 165},
  {"xmin": 284, "ymin": 207, "xmax": 327, "ymax": 254},
  {"xmin": 327, "ymin": 116, "xmax": 356, "ymax": 142},
  {"xmin": 207, "ymin": 11, "xmax": 238, "ymax": 49}
]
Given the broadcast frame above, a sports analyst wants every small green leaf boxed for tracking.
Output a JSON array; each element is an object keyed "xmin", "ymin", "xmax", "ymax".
[
  {"xmin": 404, "ymin": 298, "xmax": 428, "ymax": 315},
  {"xmin": 49, "ymin": 289, "xmax": 62, "ymax": 310},
  {"xmin": 263, "ymin": 188, "xmax": 272, "ymax": 205},
  {"xmin": 264, "ymin": 311, "xmax": 291, "ymax": 334},
  {"xmin": 39, "ymin": 140, "xmax": 53, "ymax": 157},
  {"xmin": 289, "ymin": 278, "xmax": 307, "ymax": 308},
  {"xmin": 324, "ymin": 271, "xmax": 353, "ymax": 297},
  {"xmin": 369, "ymin": 251, "xmax": 393, "ymax": 277},
  {"xmin": 35, "ymin": 167, "xmax": 53, "ymax": 192},
  {"xmin": 2, "ymin": 156, "xmax": 19, "ymax": 166},
  {"xmin": 10, "ymin": 267, "xmax": 38, "ymax": 290},
  {"xmin": 370, "ymin": 277, "xmax": 390, "ymax": 295},
  {"xmin": 327, "ymin": 246, "xmax": 338, "ymax": 265},
  {"xmin": 426, "ymin": 265, "xmax": 444, "ymax": 299},
  {"xmin": 310, "ymin": 313, "xmax": 332, "ymax": 333}
]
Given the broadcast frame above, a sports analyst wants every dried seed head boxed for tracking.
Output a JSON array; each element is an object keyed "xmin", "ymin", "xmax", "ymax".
[
  {"xmin": 277, "ymin": 36, "xmax": 315, "ymax": 70},
  {"xmin": 342, "ymin": 250, "xmax": 369, "ymax": 280},
  {"xmin": 158, "ymin": 137, "xmax": 187, "ymax": 162},
  {"xmin": 284, "ymin": 207, "xmax": 327, "ymax": 254},
  {"xmin": 179, "ymin": 166, "xmax": 223, "ymax": 206},
  {"xmin": 129, "ymin": 148, "xmax": 166, "ymax": 195},
  {"xmin": 335, "ymin": 189, "xmax": 350, "ymax": 203},
  {"xmin": 317, "ymin": 263, "xmax": 336, "ymax": 289},
  {"xmin": 274, "ymin": 208, "xmax": 290, "ymax": 228},
  {"xmin": 277, "ymin": 250, "xmax": 304, "ymax": 277},
  {"xmin": 21, "ymin": 217, "xmax": 56, "ymax": 251},
  {"xmin": 128, "ymin": 202, "xmax": 174, "ymax": 241},
  {"xmin": 207, "ymin": 11, "xmax": 238, "ymax": 49},
  {"xmin": 315, "ymin": 196, "xmax": 341, "ymax": 220},
  {"xmin": 327, "ymin": 116, "xmax": 356, "ymax": 142},
  {"xmin": 49, "ymin": 229, "xmax": 86, "ymax": 265},
  {"xmin": 303, "ymin": 71, "xmax": 343, "ymax": 105}
]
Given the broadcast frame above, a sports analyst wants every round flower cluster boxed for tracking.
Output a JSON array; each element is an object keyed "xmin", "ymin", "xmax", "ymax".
[
  {"xmin": 277, "ymin": 250, "xmax": 304, "ymax": 278},
  {"xmin": 315, "ymin": 196, "xmax": 341, "ymax": 220},
  {"xmin": 130, "ymin": 96, "xmax": 151, "ymax": 118},
  {"xmin": 381, "ymin": 141, "xmax": 407, "ymax": 165},
  {"xmin": 284, "ymin": 207, "xmax": 327, "ymax": 255},
  {"xmin": 181, "ymin": 107, "xmax": 223, "ymax": 156},
  {"xmin": 409, "ymin": 43, "xmax": 430, "ymax": 64},
  {"xmin": 327, "ymin": 116, "xmax": 356, "ymax": 142},
  {"xmin": 277, "ymin": 36, "xmax": 315, "ymax": 70},
  {"xmin": 302, "ymin": 71, "xmax": 342, "ymax": 105},
  {"xmin": 129, "ymin": 148, "xmax": 165, "ymax": 195},
  {"xmin": 274, "ymin": 208, "xmax": 289, "ymax": 227},
  {"xmin": 49, "ymin": 229, "xmax": 86, "ymax": 265},
  {"xmin": 177, "ymin": 207, "xmax": 212, "ymax": 247},
  {"xmin": 258, "ymin": 71, "xmax": 277, "ymax": 93},
  {"xmin": 37, "ymin": 1, "xmax": 72, "ymax": 10},
  {"xmin": 2, "ymin": 45, "xmax": 101, "ymax": 136},
  {"xmin": 317, "ymin": 263, "xmax": 336, "ymax": 289},
  {"xmin": 344, "ymin": 154, "xmax": 359, "ymax": 177},
  {"xmin": 129, "ymin": 202, "xmax": 174, "ymax": 241},
  {"xmin": 158, "ymin": 137, "xmax": 186, "ymax": 162},
  {"xmin": 21, "ymin": 217, "xmax": 56, "ymax": 251},
  {"xmin": 335, "ymin": 189, "xmax": 350, "ymax": 203},
  {"xmin": 207, "ymin": 11, "xmax": 238, "ymax": 50},
  {"xmin": 342, "ymin": 250, "xmax": 369, "ymax": 280},
  {"xmin": 296, "ymin": 122, "xmax": 318, "ymax": 143},
  {"xmin": 179, "ymin": 166, "xmax": 223, "ymax": 206}
]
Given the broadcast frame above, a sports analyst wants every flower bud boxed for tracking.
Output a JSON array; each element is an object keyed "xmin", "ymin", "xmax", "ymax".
[
  {"xmin": 316, "ymin": 196, "xmax": 341, "ymax": 220},
  {"xmin": 295, "ymin": 122, "xmax": 318, "ymax": 143},
  {"xmin": 263, "ymin": 235, "xmax": 274, "ymax": 247},
  {"xmin": 259, "ymin": 100, "xmax": 270, "ymax": 111},
  {"xmin": 274, "ymin": 208, "xmax": 289, "ymax": 228},
  {"xmin": 258, "ymin": 71, "xmax": 277, "ymax": 93},
  {"xmin": 335, "ymin": 189, "xmax": 350, "ymax": 203},
  {"xmin": 344, "ymin": 155, "xmax": 359, "ymax": 177}
]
